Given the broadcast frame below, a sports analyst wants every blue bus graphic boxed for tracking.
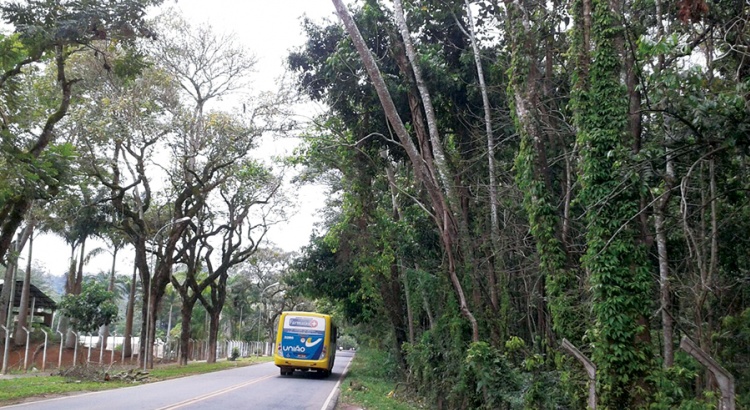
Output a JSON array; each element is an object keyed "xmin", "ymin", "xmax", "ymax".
[{"xmin": 280, "ymin": 328, "xmax": 325, "ymax": 360}]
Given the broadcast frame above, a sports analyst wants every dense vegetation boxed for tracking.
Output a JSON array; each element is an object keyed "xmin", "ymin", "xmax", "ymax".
[
  {"xmin": 288, "ymin": 0, "xmax": 750, "ymax": 408},
  {"xmin": 2, "ymin": 0, "xmax": 749, "ymax": 408}
]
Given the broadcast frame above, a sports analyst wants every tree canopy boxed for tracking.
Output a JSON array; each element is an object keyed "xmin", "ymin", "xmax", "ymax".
[{"xmin": 288, "ymin": 0, "xmax": 750, "ymax": 408}]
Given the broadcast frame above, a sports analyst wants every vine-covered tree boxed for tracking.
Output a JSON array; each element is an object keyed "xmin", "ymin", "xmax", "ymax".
[{"xmin": 289, "ymin": 0, "xmax": 750, "ymax": 408}]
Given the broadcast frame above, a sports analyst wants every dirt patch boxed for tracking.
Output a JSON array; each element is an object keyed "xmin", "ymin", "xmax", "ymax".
[{"xmin": 337, "ymin": 404, "xmax": 365, "ymax": 410}]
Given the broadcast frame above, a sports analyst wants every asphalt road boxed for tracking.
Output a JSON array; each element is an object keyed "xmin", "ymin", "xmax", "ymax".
[{"xmin": 2, "ymin": 351, "xmax": 355, "ymax": 410}]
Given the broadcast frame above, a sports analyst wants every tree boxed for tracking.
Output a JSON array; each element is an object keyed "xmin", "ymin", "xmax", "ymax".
[
  {"xmin": 96, "ymin": 225, "xmax": 128, "ymax": 349},
  {"xmin": 58, "ymin": 281, "xmax": 118, "ymax": 335},
  {"xmin": 146, "ymin": 13, "xmax": 288, "ymax": 366},
  {"xmin": 290, "ymin": 0, "xmax": 750, "ymax": 408},
  {"xmin": 331, "ymin": 0, "xmax": 479, "ymax": 343},
  {"xmin": 199, "ymin": 161, "xmax": 280, "ymax": 363},
  {"xmin": 571, "ymin": 0, "xmax": 656, "ymax": 404},
  {"xmin": 0, "ymin": 0, "xmax": 163, "ymax": 264},
  {"xmin": 74, "ymin": 45, "xmax": 183, "ymax": 367},
  {"xmin": 12, "ymin": 207, "xmax": 36, "ymax": 346}
]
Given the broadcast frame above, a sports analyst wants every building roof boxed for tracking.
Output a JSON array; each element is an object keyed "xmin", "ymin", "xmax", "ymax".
[{"xmin": 0, "ymin": 281, "xmax": 57, "ymax": 311}]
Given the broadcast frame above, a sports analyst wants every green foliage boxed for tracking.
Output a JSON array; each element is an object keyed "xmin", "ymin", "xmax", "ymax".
[
  {"xmin": 290, "ymin": 234, "xmax": 369, "ymax": 322},
  {"xmin": 1, "ymin": 0, "xmax": 161, "ymax": 50},
  {"xmin": 404, "ymin": 312, "xmax": 474, "ymax": 408},
  {"xmin": 112, "ymin": 48, "xmax": 151, "ymax": 83},
  {"xmin": 715, "ymin": 308, "xmax": 750, "ymax": 407},
  {"xmin": 571, "ymin": 0, "xmax": 657, "ymax": 406},
  {"xmin": 514, "ymin": 124, "xmax": 584, "ymax": 344},
  {"xmin": 647, "ymin": 359, "xmax": 717, "ymax": 410},
  {"xmin": 302, "ymin": 0, "xmax": 750, "ymax": 407},
  {"xmin": 339, "ymin": 347, "xmax": 424, "ymax": 410},
  {"xmin": 464, "ymin": 341, "xmax": 523, "ymax": 408},
  {"xmin": 338, "ymin": 334, "xmax": 359, "ymax": 350},
  {"xmin": 58, "ymin": 281, "xmax": 119, "ymax": 334},
  {"xmin": 0, "ymin": 142, "xmax": 76, "ymax": 207}
]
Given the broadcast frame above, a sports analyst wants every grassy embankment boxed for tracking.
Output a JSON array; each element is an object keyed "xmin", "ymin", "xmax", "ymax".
[
  {"xmin": 337, "ymin": 348, "xmax": 424, "ymax": 410},
  {"xmin": 0, "ymin": 356, "xmax": 273, "ymax": 405}
]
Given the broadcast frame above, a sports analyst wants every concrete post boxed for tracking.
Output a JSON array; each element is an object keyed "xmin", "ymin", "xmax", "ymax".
[
  {"xmin": 561, "ymin": 339, "xmax": 596, "ymax": 409},
  {"xmin": 680, "ymin": 337, "xmax": 735, "ymax": 410}
]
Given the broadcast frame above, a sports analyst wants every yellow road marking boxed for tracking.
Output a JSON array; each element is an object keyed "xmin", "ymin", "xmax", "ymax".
[{"xmin": 155, "ymin": 374, "xmax": 276, "ymax": 410}]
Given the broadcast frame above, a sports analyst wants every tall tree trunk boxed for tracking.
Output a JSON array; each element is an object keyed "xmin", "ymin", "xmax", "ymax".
[
  {"xmin": 463, "ymin": 0, "xmax": 502, "ymax": 318},
  {"xmin": 654, "ymin": 0, "xmax": 675, "ymax": 367},
  {"xmin": 391, "ymin": 1, "xmax": 480, "ymax": 339},
  {"xmin": 383, "ymin": 159, "xmax": 415, "ymax": 347},
  {"xmin": 655, "ymin": 126, "xmax": 675, "ymax": 368},
  {"xmin": 123, "ymin": 262, "xmax": 137, "ymax": 357},
  {"xmin": 134, "ymin": 239, "xmax": 150, "ymax": 368},
  {"xmin": 1, "ymin": 247, "xmax": 17, "ymax": 343},
  {"xmin": 178, "ymin": 298, "xmax": 198, "ymax": 365},
  {"xmin": 0, "ymin": 244, "xmax": 15, "ymax": 338},
  {"xmin": 332, "ymin": 0, "xmax": 479, "ymax": 341},
  {"xmin": 14, "ymin": 226, "xmax": 34, "ymax": 346},
  {"xmin": 0, "ymin": 226, "xmax": 31, "ymax": 336},
  {"xmin": 100, "ymin": 247, "xmax": 119, "ymax": 349},
  {"xmin": 145, "ymin": 280, "xmax": 160, "ymax": 369},
  {"xmin": 75, "ymin": 239, "xmax": 86, "ymax": 295},
  {"xmin": 0, "ymin": 225, "xmax": 31, "ymax": 332},
  {"xmin": 207, "ymin": 309, "xmax": 220, "ymax": 363},
  {"xmin": 505, "ymin": 0, "xmax": 578, "ymax": 344},
  {"xmin": 575, "ymin": 0, "xmax": 655, "ymax": 404},
  {"xmin": 655, "ymin": 195, "xmax": 673, "ymax": 366},
  {"xmin": 203, "ymin": 271, "xmax": 229, "ymax": 364},
  {"xmin": 63, "ymin": 255, "xmax": 78, "ymax": 346},
  {"xmin": 63, "ymin": 245, "xmax": 76, "ymax": 348}
]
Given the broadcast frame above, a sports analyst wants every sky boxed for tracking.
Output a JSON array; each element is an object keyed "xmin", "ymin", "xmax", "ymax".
[{"xmin": 29, "ymin": 0, "xmax": 340, "ymax": 276}]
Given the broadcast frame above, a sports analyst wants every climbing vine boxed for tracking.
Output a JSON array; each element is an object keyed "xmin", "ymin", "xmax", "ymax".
[{"xmin": 574, "ymin": 0, "xmax": 655, "ymax": 406}]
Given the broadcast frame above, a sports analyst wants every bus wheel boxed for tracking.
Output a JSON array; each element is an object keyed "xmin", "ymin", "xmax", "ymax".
[{"xmin": 321, "ymin": 370, "xmax": 330, "ymax": 378}]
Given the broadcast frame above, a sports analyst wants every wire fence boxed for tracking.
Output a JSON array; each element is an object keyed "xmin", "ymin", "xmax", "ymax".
[{"xmin": 1, "ymin": 328, "xmax": 274, "ymax": 374}]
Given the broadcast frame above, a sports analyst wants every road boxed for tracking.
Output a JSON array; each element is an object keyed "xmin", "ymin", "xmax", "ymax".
[{"xmin": 1, "ymin": 351, "xmax": 354, "ymax": 410}]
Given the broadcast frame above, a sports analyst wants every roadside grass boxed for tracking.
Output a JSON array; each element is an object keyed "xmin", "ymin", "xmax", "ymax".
[
  {"xmin": 149, "ymin": 356, "xmax": 273, "ymax": 379},
  {"xmin": 337, "ymin": 348, "xmax": 425, "ymax": 410},
  {"xmin": 0, "ymin": 376, "xmax": 133, "ymax": 403},
  {"xmin": 0, "ymin": 356, "xmax": 273, "ymax": 405}
]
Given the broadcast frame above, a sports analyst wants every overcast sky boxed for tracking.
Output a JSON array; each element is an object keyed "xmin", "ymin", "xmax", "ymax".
[
  {"xmin": 173, "ymin": 0, "xmax": 336, "ymax": 89},
  {"xmin": 29, "ymin": 0, "xmax": 340, "ymax": 276}
]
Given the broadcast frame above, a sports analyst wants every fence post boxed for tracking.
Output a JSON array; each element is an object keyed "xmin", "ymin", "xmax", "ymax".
[
  {"xmin": 87, "ymin": 333, "xmax": 93, "ymax": 364},
  {"xmin": 56, "ymin": 330, "xmax": 64, "ymax": 368},
  {"xmin": 99, "ymin": 333, "xmax": 105, "ymax": 364},
  {"xmin": 22, "ymin": 326, "xmax": 31, "ymax": 371},
  {"xmin": 561, "ymin": 339, "xmax": 596, "ymax": 410},
  {"xmin": 111, "ymin": 331, "xmax": 117, "ymax": 364},
  {"xmin": 1, "ymin": 325, "xmax": 9, "ymax": 374},
  {"xmin": 680, "ymin": 337, "xmax": 735, "ymax": 410},
  {"xmin": 73, "ymin": 332, "xmax": 79, "ymax": 367},
  {"xmin": 121, "ymin": 335, "xmax": 126, "ymax": 364},
  {"xmin": 40, "ymin": 328, "xmax": 48, "ymax": 372}
]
